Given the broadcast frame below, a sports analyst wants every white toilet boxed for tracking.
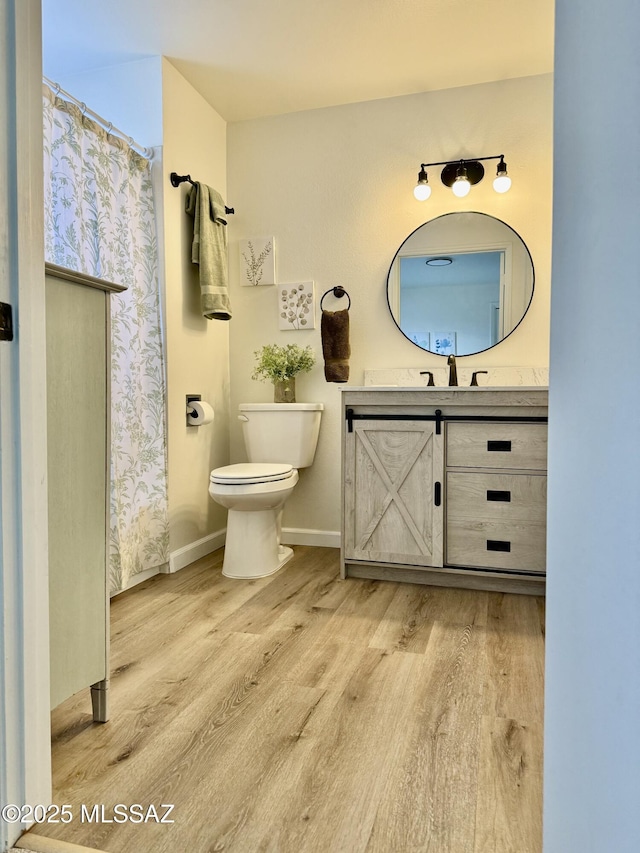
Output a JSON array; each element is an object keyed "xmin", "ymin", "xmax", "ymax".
[{"xmin": 209, "ymin": 402, "xmax": 323, "ymax": 579}]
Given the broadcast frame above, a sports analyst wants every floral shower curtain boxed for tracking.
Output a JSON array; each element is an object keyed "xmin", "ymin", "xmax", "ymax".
[{"xmin": 43, "ymin": 84, "xmax": 169, "ymax": 593}]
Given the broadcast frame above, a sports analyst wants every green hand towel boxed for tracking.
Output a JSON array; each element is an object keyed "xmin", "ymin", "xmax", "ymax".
[{"xmin": 186, "ymin": 183, "xmax": 232, "ymax": 321}]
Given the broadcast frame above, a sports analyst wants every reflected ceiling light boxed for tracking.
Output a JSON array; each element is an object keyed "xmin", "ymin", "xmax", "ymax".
[
  {"xmin": 426, "ymin": 257, "xmax": 452, "ymax": 266},
  {"xmin": 412, "ymin": 155, "xmax": 512, "ymax": 200}
]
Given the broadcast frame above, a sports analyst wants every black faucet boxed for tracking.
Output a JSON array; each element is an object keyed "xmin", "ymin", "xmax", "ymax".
[
  {"xmin": 470, "ymin": 370, "xmax": 488, "ymax": 386},
  {"xmin": 447, "ymin": 354, "xmax": 458, "ymax": 386}
]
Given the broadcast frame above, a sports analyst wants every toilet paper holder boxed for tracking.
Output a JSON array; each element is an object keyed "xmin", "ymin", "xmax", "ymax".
[
  {"xmin": 186, "ymin": 396, "xmax": 215, "ymax": 426},
  {"xmin": 187, "ymin": 394, "xmax": 202, "ymax": 426},
  {"xmin": 186, "ymin": 394, "xmax": 201, "ymax": 426},
  {"xmin": 186, "ymin": 393, "xmax": 215, "ymax": 427}
]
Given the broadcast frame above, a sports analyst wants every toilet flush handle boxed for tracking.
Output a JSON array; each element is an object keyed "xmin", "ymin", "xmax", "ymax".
[{"xmin": 238, "ymin": 414, "xmax": 249, "ymax": 422}]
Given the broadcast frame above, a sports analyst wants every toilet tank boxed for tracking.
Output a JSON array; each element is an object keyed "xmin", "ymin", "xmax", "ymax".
[{"xmin": 238, "ymin": 403, "xmax": 323, "ymax": 468}]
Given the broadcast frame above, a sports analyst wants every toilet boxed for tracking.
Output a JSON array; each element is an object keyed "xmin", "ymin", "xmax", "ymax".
[{"xmin": 209, "ymin": 402, "xmax": 323, "ymax": 579}]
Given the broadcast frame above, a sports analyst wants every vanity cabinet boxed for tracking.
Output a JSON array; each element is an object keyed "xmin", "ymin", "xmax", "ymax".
[
  {"xmin": 341, "ymin": 387, "xmax": 548, "ymax": 595},
  {"xmin": 46, "ymin": 262, "xmax": 125, "ymax": 721}
]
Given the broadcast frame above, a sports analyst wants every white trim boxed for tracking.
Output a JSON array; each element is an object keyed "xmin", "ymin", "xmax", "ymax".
[
  {"xmin": 110, "ymin": 565, "xmax": 163, "ymax": 597},
  {"xmin": 1, "ymin": 3, "xmax": 51, "ymax": 850},
  {"xmin": 281, "ymin": 527, "xmax": 341, "ymax": 549},
  {"xmin": 167, "ymin": 529, "xmax": 226, "ymax": 573}
]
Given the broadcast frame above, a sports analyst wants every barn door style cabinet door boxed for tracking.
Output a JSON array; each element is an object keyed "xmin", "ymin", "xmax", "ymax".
[
  {"xmin": 343, "ymin": 419, "xmax": 443, "ymax": 567},
  {"xmin": 341, "ymin": 387, "xmax": 548, "ymax": 595}
]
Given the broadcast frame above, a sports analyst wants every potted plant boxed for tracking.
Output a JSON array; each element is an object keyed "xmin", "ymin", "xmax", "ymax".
[{"xmin": 252, "ymin": 343, "xmax": 315, "ymax": 403}]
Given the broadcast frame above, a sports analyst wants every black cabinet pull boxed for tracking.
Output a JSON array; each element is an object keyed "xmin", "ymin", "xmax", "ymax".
[
  {"xmin": 487, "ymin": 539, "xmax": 511, "ymax": 552},
  {"xmin": 487, "ymin": 440, "xmax": 512, "ymax": 452},
  {"xmin": 434, "ymin": 481, "xmax": 441, "ymax": 506},
  {"xmin": 487, "ymin": 490, "xmax": 511, "ymax": 502}
]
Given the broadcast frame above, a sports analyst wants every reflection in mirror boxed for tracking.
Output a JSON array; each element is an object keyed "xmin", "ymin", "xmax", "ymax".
[{"xmin": 387, "ymin": 212, "xmax": 534, "ymax": 356}]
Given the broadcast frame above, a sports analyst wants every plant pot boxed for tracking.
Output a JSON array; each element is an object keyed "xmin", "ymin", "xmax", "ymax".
[{"xmin": 273, "ymin": 378, "xmax": 296, "ymax": 403}]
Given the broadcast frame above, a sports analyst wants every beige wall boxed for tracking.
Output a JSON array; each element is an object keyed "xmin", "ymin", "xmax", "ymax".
[
  {"xmin": 227, "ymin": 74, "xmax": 553, "ymax": 536},
  {"xmin": 162, "ymin": 58, "xmax": 231, "ymax": 553}
]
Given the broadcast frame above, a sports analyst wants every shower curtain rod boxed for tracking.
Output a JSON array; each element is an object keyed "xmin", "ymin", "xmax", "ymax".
[{"xmin": 43, "ymin": 76, "xmax": 154, "ymax": 160}]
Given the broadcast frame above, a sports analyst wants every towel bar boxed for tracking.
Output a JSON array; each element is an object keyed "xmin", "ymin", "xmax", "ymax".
[{"xmin": 170, "ymin": 172, "xmax": 234, "ymax": 215}]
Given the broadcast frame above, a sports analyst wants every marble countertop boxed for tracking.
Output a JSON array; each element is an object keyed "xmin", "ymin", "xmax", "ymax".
[
  {"xmin": 360, "ymin": 366, "xmax": 549, "ymax": 389},
  {"xmin": 341, "ymin": 385, "xmax": 548, "ymax": 392}
]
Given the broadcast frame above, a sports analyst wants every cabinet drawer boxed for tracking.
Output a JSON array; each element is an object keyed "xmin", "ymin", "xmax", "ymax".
[
  {"xmin": 446, "ymin": 472, "xmax": 547, "ymax": 523},
  {"xmin": 446, "ymin": 518, "xmax": 546, "ymax": 573},
  {"xmin": 446, "ymin": 422, "xmax": 547, "ymax": 470}
]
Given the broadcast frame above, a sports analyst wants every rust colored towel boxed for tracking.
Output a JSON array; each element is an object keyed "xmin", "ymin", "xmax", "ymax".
[{"xmin": 321, "ymin": 308, "xmax": 350, "ymax": 382}]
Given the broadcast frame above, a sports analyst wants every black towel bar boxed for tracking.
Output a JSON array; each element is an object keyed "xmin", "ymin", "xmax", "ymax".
[{"xmin": 169, "ymin": 172, "xmax": 234, "ymax": 214}]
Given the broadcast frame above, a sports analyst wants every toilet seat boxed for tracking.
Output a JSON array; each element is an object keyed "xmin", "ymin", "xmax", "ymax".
[{"xmin": 210, "ymin": 462, "xmax": 294, "ymax": 485}]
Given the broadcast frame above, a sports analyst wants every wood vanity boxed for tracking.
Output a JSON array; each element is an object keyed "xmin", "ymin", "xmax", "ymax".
[{"xmin": 341, "ymin": 387, "xmax": 548, "ymax": 595}]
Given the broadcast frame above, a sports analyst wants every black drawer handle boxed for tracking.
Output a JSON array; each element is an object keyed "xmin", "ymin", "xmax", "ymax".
[
  {"xmin": 487, "ymin": 440, "xmax": 512, "ymax": 452},
  {"xmin": 434, "ymin": 481, "xmax": 441, "ymax": 507},
  {"xmin": 487, "ymin": 490, "xmax": 511, "ymax": 502},
  {"xmin": 487, "ymin": 539, "xmax": 511, "ymax": 552}
]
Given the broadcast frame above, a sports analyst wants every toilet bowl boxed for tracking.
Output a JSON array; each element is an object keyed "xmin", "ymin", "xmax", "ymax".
[{"xmin": 208, "ymin": 403, "xmax": 323, "ymax": 579}]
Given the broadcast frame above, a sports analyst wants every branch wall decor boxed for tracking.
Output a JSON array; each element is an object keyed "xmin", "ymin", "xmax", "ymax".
[{"xmin": 239, "ymin": 237, "xmax": 276, "ymax": 286}]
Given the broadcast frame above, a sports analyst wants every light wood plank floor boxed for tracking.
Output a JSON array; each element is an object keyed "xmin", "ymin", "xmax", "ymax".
[{"xmin": 32, "ymin": 546, "xmax": 544, "ymax": 853}]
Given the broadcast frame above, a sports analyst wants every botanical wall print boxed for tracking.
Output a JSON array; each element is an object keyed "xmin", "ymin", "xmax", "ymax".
[
  {"xmin": 279, "ymin": 281, "xmax": 316, "ymax": 330},
  {"xmin": 432, "ymin": 332, "xmax": 457, "ymax": 355},
  {"xmin": 240, "ymin": 236, "xmax": 276, "ymax": 286}
]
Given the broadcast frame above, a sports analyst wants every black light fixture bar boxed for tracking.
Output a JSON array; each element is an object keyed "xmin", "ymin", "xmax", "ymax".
[
  {"xmin": 418, "ymin": 154, "xmax": 506, "ymax": 170},
  {"xmin": 413, "ymin": 154, "xmax": 510, "ymax": 200}
]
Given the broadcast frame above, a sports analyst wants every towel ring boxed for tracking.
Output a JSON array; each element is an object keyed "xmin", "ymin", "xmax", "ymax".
[{"xmin": 320, "ymin": 286, "xmax": 351, "ymax": 311}]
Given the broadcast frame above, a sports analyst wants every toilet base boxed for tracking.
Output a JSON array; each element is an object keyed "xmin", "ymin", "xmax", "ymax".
[{"xmin": 221, "ymin": 507, "xmax": 293, "ymax": 579}]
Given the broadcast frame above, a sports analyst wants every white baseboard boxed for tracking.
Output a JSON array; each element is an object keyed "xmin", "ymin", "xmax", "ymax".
[
  {"xmin": 281, "ymin": 527, "xmax": 341, "ymax": 549},
  {"xmin": 163, "ymin": 527, "xmax": 337, "ymax": 579},
  {"xmin": 112, "ymin": 564, "xmax": 163, "ymax": 596},
  {"xmin": 168, "ymin": 528, "xmax": 226, "ymax": 573}
]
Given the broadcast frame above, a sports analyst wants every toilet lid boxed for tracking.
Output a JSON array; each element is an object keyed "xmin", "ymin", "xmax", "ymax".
[{"xmin": 210, "ymin": 462, "xmax": 295, "ymax": 485}]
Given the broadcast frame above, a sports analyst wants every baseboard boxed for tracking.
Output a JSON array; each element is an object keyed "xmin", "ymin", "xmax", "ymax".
[
  {"xmin": 118, "ymin": 564, "xmax": 163, "ymax": 594},
  {"xmin": 168, "ymin": 528, "xmax": 226, "ymax": 573},
  {"xmin": 109, "ymin": 564, "xmax": 166, "ymax": 598},
  {"xmin": 281, "ymin": 527, "xmax": 341, "ymax": 549},
  {"xmin": 165, "ymin": 528, "xmax": 337, "ymax": 575}
]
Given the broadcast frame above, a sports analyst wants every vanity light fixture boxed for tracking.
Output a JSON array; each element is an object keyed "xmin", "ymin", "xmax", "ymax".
[
  {"xmin": 493, "ymin": 156, "xmax": 512, "ymax": 193},
  {"xmin": 413, "ymin": 166, "xmax": 431, "ymax": 200},
  {"xmin": 451, "ymin": 163, "xmax": 471, "ymax": 198},
  {"xmin": 413, "ymin": 155, "xmax": 511, "ymax": 200}
]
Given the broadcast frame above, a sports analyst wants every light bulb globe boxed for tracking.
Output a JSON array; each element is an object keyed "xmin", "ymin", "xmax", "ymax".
[
  {"xmin": 493, "ymin": 174, "xmax": 512, "ymax": 193},
  {"xmin": 452, "ymin": 178, "xmax": 471, "ymax": 198},
  {"xmin": 414, "ymin": 182, "xmax": 432, "ymax": 201}
]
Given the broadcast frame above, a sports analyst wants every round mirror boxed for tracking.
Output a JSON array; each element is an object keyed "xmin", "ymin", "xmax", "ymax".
[{"xmin": 387, "ymin": 212, "xmax": 534, "ymax": 356}]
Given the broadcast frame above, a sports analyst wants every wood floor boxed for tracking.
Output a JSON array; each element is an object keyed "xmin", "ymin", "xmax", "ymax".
[{"xmin": 33, "ymin": 546, "xmax": 544, "ymax": 853}]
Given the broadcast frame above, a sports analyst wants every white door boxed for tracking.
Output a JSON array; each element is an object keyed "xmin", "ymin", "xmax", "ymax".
[{"xmin": 0, "ymin": 2, "xmax": 51, "ymax": 849}]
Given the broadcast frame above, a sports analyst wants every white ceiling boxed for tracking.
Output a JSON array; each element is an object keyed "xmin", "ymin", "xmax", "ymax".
[{"xmin": 42, "ymin": 0, "xmax": 555, "ymax": 123}]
